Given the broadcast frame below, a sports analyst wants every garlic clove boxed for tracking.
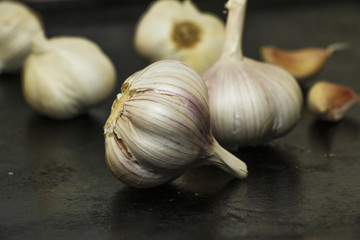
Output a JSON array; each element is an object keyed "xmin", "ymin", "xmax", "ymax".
[
  {"xmin": 307, "ymin": 81, "xmax": 359, "ymax": 122},
  {"xmin": 201, "ymin": 0, "xmax": 303, "ymax": 150},
  {"xmin": 22, "ymin": 33, "xmax": 116, "ymax": 119},
  {"xmin": 104, "ymin": 60, "xmax": 247, "ymax": 188},
  {"xmin": 0, "ymin": 1, "xmax": 43, "ymax": 73},
  {"xmin": 260, "ymin": 43, "xmax": 349, "ymax": 82},
  {"xmin": 134, "ymin": 0, "xmax": 225, "ymax": 73}
]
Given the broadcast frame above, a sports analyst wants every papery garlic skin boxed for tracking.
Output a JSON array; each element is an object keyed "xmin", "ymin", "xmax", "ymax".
[
  {"xmin": 104, "ymin": 60, "xmax": 248, "ymax": 188},
  {"xmin": 0, "ymin": 1, "xmax": 43, "ymax": 73},
  {"xmin": 307, "ymin": 81, "xmax": 359, "ymax": 122},
  {"xmin": 22, "ymin": 34, "xmax": 116, "ymax": 119},
  {"xmin": 201, "ymin": 0, "xmax": 303, "ymax": 150},
  {"xmin": 260, "ymin": 43, "xmax": 350, "ymax": 82},
  {"xmin": 134, "ymin": 0, "xmax": 225, "ymax": 73}
]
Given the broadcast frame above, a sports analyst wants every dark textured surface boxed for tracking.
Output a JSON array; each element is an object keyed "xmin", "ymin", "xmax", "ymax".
[{"xmin": 1, "ymin": 1, "xmax": 360, "ymax": 239}]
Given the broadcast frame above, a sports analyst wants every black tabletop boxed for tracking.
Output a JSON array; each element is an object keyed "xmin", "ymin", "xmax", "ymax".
[{"xmin": 1, "ymin": 1, "xmax": 360, "ymax": 239}]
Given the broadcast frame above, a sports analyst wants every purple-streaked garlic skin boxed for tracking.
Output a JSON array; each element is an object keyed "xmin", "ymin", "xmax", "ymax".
[
  {"xmin": 202, "ymin": 0, "xmax": 303, "ymax": 151},
  {"xmin": 104, "ymin": 60, "xmax": 248, "ymax": 188}
]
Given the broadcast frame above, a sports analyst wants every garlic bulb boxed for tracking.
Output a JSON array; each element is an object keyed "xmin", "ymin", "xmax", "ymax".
[
  {"xmin": 307, "ymin": 81, "xmax": 359, "ymax": 122},
  {"xmin": 22, "ymin": 34, "xmax": 116, "ymax": 119},
  {"xmin": 134, "ymin": 0, "xmax": 225, "ymax": 73},
  {"xmin": 104, "ymin": 60, "xmax": 248, "ymax": 188},
  {"xmin": 0, "ymin": 1, "xmax": 43, "ymax": 73},
  {"xmin": 201, "ymin": 0, "xmax": 303, "ymax": 150}
]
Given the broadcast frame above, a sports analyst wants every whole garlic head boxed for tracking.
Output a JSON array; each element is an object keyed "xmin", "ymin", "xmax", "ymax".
[
  {"xmin": 22, "ymin": 34, "xmax": 116, "ymax": 119},
  {"xmin": 0, "ymin": 1, "xmax": 43, "ymax": 73},
  {"xmin": 134, "ymin": 0, "xmax": 225, "ymax": 73},
  {"xmin": 201, "ymin": 0, "xmax": 303, "ymax": 150},
  {"xmin": 104, "ymin": 60, "xmax": 248, "ymax": 188}
]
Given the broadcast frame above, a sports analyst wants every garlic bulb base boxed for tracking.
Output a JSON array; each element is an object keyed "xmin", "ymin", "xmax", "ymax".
[
  {"xmin": 134, "ymin": 0, "xmax": 225, "ymax": 73},
  {"xmin": 105, "ymin": 132, "xmax": 175, "ymax": 188}
]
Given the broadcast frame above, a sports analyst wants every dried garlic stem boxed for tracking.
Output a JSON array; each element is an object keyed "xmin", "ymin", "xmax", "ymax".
[
  {"xmin": 222, "ymin": 0, "xmax": 246, "ymax": 60},
  {"xmin": 326, "ymin": 42, "xmax": 350, "ymax": 55},
  {"xmin": 207, "ymin": 139, "xmax": 248, "ymax": 178}
]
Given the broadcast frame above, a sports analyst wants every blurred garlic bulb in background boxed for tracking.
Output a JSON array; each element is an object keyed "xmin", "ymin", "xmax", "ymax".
[
  {"xmin": 22, "ymin": 34, "xmax": 116, "ymax": 119},
  {"xmin": 134, "ymin": 0, "xmax": 225, "ymax": 73},
  {"xmin": 201, "ymin": 0, "xmax": 303, "ymax": 151},
  {"xmin": 260, "ymin": 43, "xmax": 350, "ymax": 83},
  {"xmin": 104, "ymin": 60, "xmax": 248, "ymax": 188},
  {"xmin": 0, "ymin": 1, "xmax": 43, "ymax": 73}
]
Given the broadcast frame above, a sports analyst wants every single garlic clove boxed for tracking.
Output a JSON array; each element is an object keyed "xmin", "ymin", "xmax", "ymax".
[
  {"xmin": 0, "ymin": 1, "xmax": 43, "ymax": 73},
  {"xmin": 104, "ymin": 60, "xmax": 248, "ymax": 188},
  {"xmin": 201, "ymin": 0, "xmax": 303, "ymax": 150},
  {"xmin": 307, "ymin": 81, "xmax": 359, "ymax": 122},
  {"xmin": 22, "ymin": 33, "xmax": 117, "ymax": 119},
  {"xmin": 134, "ymin": 0, "xmax": 225, "ymax": 73},
  {"xmin": 260, "ymin": 43, "xmax": 349, "ymax": 82}
]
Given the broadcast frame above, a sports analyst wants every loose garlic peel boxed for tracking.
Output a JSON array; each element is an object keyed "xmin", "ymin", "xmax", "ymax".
[
  {"xmin": 0, "ymin": 1, "xmax": 43, "ymax": 73},
  {"xmin": 104, "ymin": 60, "xmax": 248, "ymax": 188},
  {"xmin": 260, "ymin": 43, "xmax": 350, "ymax": 82},
  {"xmin": 307, "ymin": 81, "xmax": 359, "ymax": 122},
  {"xmin": 134, "ymin": 0, "xmax": 225, "ymax": 73},
  {"xmin": 22, "ymin": 34, "xmax": 116, "ymax": 119},
  {"xmin": 201, "ymin": 0, "xmax": 303, "ymax": 150}
]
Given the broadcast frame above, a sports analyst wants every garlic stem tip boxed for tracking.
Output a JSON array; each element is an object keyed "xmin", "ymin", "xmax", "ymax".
[
  {"xmin": 225, "ymin": 0, "xmax": 246, "ymax": 9},
  {"xmin": 326, "ymin": 42, "xmax": 350, "ymax": 55}
]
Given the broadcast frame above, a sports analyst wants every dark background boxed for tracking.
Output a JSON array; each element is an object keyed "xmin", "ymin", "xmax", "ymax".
[{"xmin": 1, "ymin": 0, "xmax": 360, "ymax": 239}]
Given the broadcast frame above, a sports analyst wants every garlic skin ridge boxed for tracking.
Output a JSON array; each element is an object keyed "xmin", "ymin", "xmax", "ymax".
[
  {"xmin": 201, "ymin": 0, "xmax": 303, "ymax": 150},
  {"xmin": 104, "ymin": 60, "xmax": 248, "ymax": 188},
  {"xmin": 134, "ymin": 0, "xmax": 225, "ymax": 73},
  {"xmin": 0, "ymin": 1, "xmax": 43, "ymax": 73},
  {"xmin": 22, "ymin": 34, "xmax": 116, "ymax": 119}
]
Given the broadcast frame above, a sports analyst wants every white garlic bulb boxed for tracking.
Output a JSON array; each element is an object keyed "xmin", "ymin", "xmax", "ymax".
[
  {"xmin": 0, "ymin": 1, "xmax": 43, "ymax": 73},
  {"xmin": 104, "ymin": 60, "xmax": 248, "ymax": 188},
  {"xmin": 22, "ymin": 34, "xmax": 116, "ymax": 119},
  {"xmin": 201, "ymin": 0, "xmax": 303, "ymax": 150},
  {"xmin": 134, "ymin": 0, "xmax": 225, "ymax": 73}
]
